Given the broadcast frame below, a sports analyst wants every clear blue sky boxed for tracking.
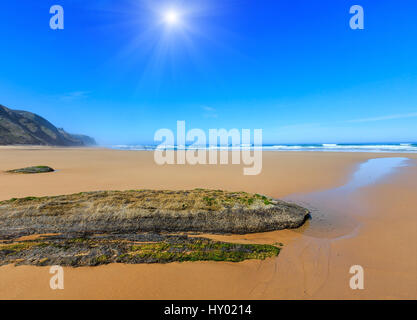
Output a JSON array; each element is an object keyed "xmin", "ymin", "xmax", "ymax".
[{"xmin": 0, "ymin": 0, "xmax": 416, "ymax": 144}]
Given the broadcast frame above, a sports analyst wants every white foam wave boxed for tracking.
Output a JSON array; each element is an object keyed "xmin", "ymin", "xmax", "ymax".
[{"xmin": 110, "ymin": 143, "xmax": 417, "ymax": 153}]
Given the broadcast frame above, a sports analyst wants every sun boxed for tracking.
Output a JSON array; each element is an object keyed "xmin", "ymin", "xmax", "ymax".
[{"xmin": 163, "ymin": 9, "xmax": 180, "ymax": 26}]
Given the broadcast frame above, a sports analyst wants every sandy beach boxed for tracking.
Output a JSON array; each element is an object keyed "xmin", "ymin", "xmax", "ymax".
[{"xmin": 0, "ymin": 147, "xmax": 416, "ymax": 299}]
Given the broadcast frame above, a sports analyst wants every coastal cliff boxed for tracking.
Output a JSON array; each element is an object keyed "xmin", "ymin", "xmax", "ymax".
[{"xmin": 0, "ymin": 105, "xmax": 96, "ymax": 146}]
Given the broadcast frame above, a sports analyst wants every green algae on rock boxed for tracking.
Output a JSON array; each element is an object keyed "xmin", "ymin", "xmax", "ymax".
[
  {"xmin": 0, "ymin": 189, "xmax": 309, "ymax": 237},
  {"xmin": 6, "ymin": 166, "xmax": 54, "ymax": 174},
  {"xmin": 0, "ymin": 233, "xmax": 282, "ymax": 267},
  {"xmin": 0, "ymin": 189, "xmax": 307, "ymax": 266}
]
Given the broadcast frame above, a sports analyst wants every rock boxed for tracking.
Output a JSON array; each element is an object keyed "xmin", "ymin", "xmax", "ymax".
[
  {"xmin": 6, "ymin": 166, "xmax": 55, "ymax": 174},
  {"xmin": 0, "ymin": 189, "xmax": 309, "ymax": 236},
  {"xmin": 0, "ymin": 233, "xmax": 282, "ymax": 267}
]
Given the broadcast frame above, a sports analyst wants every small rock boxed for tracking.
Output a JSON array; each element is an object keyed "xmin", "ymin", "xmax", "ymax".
[{"xmin": 7, "ymin": 166, "xmax": 55, "ymax": 174}]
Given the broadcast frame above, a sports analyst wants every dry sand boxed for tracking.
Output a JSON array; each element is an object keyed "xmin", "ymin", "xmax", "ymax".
[{"xmin": 0, "ymin": 147, "xmax": 416, "ymax": 299}]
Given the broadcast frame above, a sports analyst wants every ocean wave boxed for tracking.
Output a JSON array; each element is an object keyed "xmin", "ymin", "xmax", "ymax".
[{"xmin": 110, "ymin": 143, "xmax": 417, "ymax": 153}]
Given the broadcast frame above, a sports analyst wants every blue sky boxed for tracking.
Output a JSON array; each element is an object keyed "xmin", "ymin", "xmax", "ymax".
[{"xmin": 0, "ymin": 0, "xmax": 416, "ymax": 144}]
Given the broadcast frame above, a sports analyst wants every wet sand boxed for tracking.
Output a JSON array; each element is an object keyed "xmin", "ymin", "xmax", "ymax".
[{"xmin": 0, "ymin": 147, "xmax": 416, "ymax": 299}]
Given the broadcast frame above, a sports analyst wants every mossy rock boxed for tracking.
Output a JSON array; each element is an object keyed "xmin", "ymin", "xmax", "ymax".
[
  {"xmin": 0, "ymin": 234, "xmax": 282, "ymax": 267},
  {"xmin": 0, "ymin": 189, "xmax": 310, "ymax": 235},
  {"xmin": 7, "ymin": 166, "xmax": 55, "ymax": 174}
]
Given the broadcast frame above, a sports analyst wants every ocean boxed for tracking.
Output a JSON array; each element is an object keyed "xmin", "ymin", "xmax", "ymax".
[{"xmin": 111, "ymin": 143, "xmax": 417, "ymax": 153}]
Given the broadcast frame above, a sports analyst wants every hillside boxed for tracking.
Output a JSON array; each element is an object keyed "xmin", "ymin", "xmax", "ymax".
[{"xmin": 0, "ymin": 104, "xmax": 96, "ymax": 146}]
